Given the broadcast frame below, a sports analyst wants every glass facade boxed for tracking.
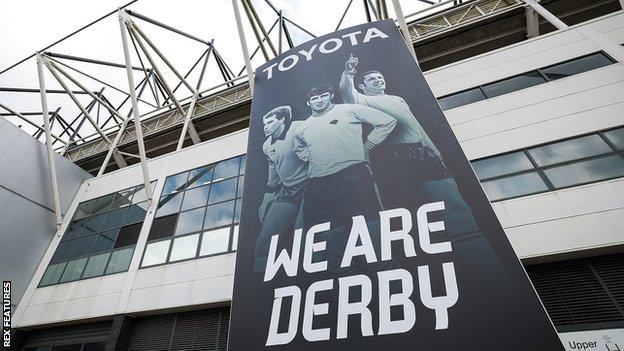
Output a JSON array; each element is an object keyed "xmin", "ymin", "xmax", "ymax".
[
  {"xmin": 39, "ymin": 184, "xmax": 154, "ymax": 287},
  {"xmin": 140, "ymin": 155, "xmax": 245, "ymax": 268},
  {"xmin": 438, "ymin": 52, "xmax": 615, "ymax": 110},
  {"xmin": 472, "ymin": 126, "xmax": 624, "ymax": 201}
]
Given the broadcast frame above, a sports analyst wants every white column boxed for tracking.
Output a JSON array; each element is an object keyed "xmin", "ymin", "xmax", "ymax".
[
  {"xmin": 118, "ymin": 9, "xmax": 153, "ymax": 203},
  {"xmin": 36, "ymin": 52, "xmax": 63, "ymax": 229}
]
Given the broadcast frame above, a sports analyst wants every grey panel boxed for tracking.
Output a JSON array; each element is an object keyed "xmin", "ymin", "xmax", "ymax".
[
  {"xmin": 0, "ymin": 187, "xmax": 56, "ymax": 309},
  {"xmin": 0, "ymin": 122, "xmax": 90, "ymax": 212},
  {"xmin": 0, "ymin": 121, "xmax": 92, "ymax": 310}
]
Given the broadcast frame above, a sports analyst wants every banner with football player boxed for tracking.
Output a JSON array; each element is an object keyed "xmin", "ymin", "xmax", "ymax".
[{"xmin": 229, "ymin": 19, "xmax": 564, "ymax": 351}]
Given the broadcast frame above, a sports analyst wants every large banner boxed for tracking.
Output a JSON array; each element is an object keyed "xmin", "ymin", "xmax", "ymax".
[{"xmin": 229, "ymin": 19, "xmax": 564, "ymax": 350}]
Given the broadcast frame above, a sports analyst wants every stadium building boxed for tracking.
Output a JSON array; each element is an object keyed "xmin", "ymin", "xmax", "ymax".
[{"xmin": 2, "ymin": 0, "xmax": 624, "ymax": 350}]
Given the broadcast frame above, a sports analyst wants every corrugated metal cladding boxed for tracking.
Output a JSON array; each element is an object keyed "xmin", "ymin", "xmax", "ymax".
[
  {"xmin": 128, "ymin": 307, "xmax": 230, "ymax": 351},
  {"xmin": 526, "ymin": 253, "xmax": 624, "ymax": 332}
]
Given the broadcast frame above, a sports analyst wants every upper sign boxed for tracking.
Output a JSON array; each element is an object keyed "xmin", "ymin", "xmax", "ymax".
[{"xmin": 229, "ymin": 19, "xmax": 564, "ymax": 350}]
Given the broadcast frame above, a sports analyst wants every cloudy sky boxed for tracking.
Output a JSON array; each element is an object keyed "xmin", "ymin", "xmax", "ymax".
[{"xmin": 0, "ymin": 0, "xmax": 434, "ymax": 141}]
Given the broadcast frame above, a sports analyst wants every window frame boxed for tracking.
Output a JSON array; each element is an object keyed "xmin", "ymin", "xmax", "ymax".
[
  {"xmin": 438, "ymin": 51, "xmax": 616, "ymax": 110},
  {"xmin": 139, "ymin": 155, "xmax": 244, "ymax": 269},
  {"xmin": 474, "ymin": 126, "xmax": 624, "ymax": 202},
  {"xmin": 38, "ymin": 184, "xmax": 152, "ymax": 288}
]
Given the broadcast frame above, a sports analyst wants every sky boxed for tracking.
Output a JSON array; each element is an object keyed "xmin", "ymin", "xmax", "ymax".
[{"xmin": 0, "ymin": 0, "xmax": 435, "ymax": 143}]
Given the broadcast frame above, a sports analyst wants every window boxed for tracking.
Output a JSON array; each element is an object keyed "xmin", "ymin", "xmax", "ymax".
[
  {"xmin": 438, "ymin": 52, "xmax": 616, "ymax": 110},
  {"xmin": 438, "ymin": 87, "xmax": 486, "ymax": 110},
  {"xmin": 540, "ymin": 52, "xmax": 615, "ymax": 81},
  {"xmin": 481, "ymin": 71, "xmax": 546, "ymax": 98},
  {"xmin": 140, "ymin": 155, "xmax": 245, "ymax": 268},
  {"xmin": 472, "ymin": 126, "xmax": 624, "ymax": 201},
  {"xmin": 39, "ymin": 184, "xmax": 154, "ymax": 287}
]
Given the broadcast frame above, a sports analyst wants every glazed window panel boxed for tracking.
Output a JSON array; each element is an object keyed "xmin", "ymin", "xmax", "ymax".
[
  {"xmin": 481, "ymin": 172, "xmax": 549, "ymax": 201},
  {"xmin": 472, "ymin": 151, "xmax": 533, "ymax": 180},
  {"xmin": 208, "ymin": 178, "xmax": 237, "ymax": 204},
  {"xmin": 187, "ymin": 165, "xmax": 214, "ymax": 189},
  {"xmin": 604, "ymin": 127, "xmax": 624, "ymax": 150},
  {"xmin": 199, "ymin": 227, "xmax": 230, "ymax": 256},
  {"xmin": 544, "ymin": 155, "xmax": 624, "ymax": 188},
  {"xmin": 175, "ymin": 207, "xmax": 206, "ymax": 236},
  {"xmin": 142, "ymin": 240, "xmax": 171, "ymax": 267},
  {"xmin": 438, "ymin": 87, "xmax": 486, "ymax": 110},
  {"xmin": 481, "ymin": 71, "xmax": 546, "ymax": 98},
  {"xmin": 59, "ymin": 257, "xmax": 88, "ymax": 283},
  {"xmin": 181, "ymin": 185, "xmax": 210, "ymax": 211},
  {"xmin": 527, "ymin": 135, "xmax": 612, "ymax": 167},
  {"xmin": 541, "ymin": 52, "xmax": 614, "ymax": 81},
  {"xmin": 156, "ymin": 193, "xmax": 183, "ymax": 217},
  {"xmin": 40, "ymin": 262, "xmax": 67, "ymax": 286},
  {"xmin": 82, "ymin": 252, "xmax": 111, "ymax": 279},
  {"xmin": 213, "ymin": 157, "xmax": 241, "ymax": 181},
  {"xmin": 140, "ymin": 155, "xmax": 244, "ymax": 268},
  {"xmin": 105, "ymin": 247, "xmax": 134, "ymax": 274},
  {"xmin": 169, "ymin": 234, "xmax": 200, "ymax": 262},
  {"xmin": 204, "ymin": 200, "xmax": 235, "ymax": 230},
  {"xmin": 163, "ymin": 172, "xmax": 189, "ymax": 195}
]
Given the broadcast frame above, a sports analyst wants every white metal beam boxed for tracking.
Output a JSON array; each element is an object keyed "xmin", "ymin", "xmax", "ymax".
[
  {"xmin": 232, "ymin": 0, "xmax": 255, "ymax": 92},
  {"xmin": 36, "ymin": 53, "xmax": 63, "ymax": 229},
  {"xmin": 119, "ymin": 9, "xmax": 153, "ymax": 203},
  {"xmin": 390, "ymin": 0, "xmax": 419, "ymax": 63}
]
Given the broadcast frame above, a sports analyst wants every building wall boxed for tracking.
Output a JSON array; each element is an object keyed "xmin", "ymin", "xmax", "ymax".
[
  {"xmin": 424, "ymin": 11, "xmax": 624, "ymax": 261},
  {"xmin": 0, "ymin": 118, "xmax": 92, "ymax": 312},
  {"xmin": 13, "ymin": 10, "xmax": 624, "ymax": 336}
]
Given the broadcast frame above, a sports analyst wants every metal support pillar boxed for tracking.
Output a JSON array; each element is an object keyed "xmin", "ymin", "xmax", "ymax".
[
  {"xmin": 525, "ymin": 6, "xmax": 539, "ymax": 39},
  {"xmin": 521, "ymin": 0, "xmax": 567, "ymax": 29},
  {"xmin": 118, "ymin": 9, "xmax": 152, "ymax": 202},
  {"xmin": 243, "ymin": 0, "xmax": 277, "ymax": 56},
  {"xmin": 376, "ymin": 0, "xmax": 389, "ymax": 20},
  {"xmin": 177, "ymin": 39, "xmax": 214, "ymax": 151},
  {"xmin": 232, "ymin": 0, "xmax": 255, "ymax": 92},
  {"xmin": 36, "ymin": 53, "xmax": 62, "ymax": 229},
  {"xmin": 241, "ymin": 0, "xmax": 271, "ymax": 61},
  {"xmin": 390, "ymin": 0, "xmax": 419, "ymax": 63},
  {"xmin": 278, "ymin": 11, "xmax": 283, "ymax": 54}
]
